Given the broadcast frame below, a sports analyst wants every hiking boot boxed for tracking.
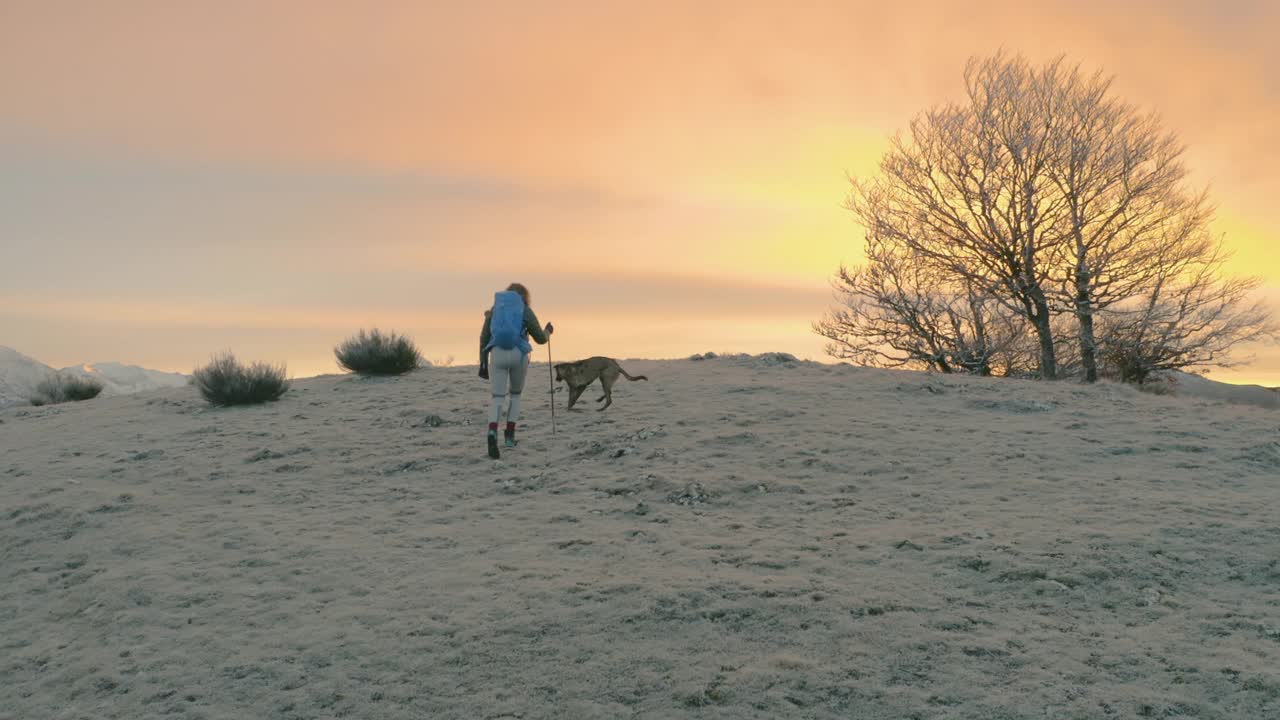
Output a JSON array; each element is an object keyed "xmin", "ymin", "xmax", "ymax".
[
  {"xmin": 504, "ymin": 428, "xmax": 517, "ymax": 448},
  {"xmin": 487, "ymin": 430, "xmax": 500, "ymax": 459}
]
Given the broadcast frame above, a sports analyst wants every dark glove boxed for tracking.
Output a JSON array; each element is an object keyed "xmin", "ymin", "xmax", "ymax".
[
  {"xmin": 478, "ymin": 365, "xmax": 489, "ymax": 380},
  {"xmin": 545, "ymin": 322, "xmax": 554, "ymax": 335}
]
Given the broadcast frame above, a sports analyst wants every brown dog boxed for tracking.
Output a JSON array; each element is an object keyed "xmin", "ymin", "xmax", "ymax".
[{"xmin": 553, "ymin": 356, "xmax": 647, "ymax": 411}]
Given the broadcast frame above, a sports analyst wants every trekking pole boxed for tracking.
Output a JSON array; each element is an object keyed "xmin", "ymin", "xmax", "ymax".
[{"xmin": 547, "ymin": 335, "xmax": 557, "ymax": 434}]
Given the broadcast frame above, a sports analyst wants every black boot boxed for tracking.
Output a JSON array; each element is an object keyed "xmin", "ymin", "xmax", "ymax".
[
  {"xmin": 487, "ymin": 430, "xmax": 500, "ymax": 459},
  {"xmin": 504, "ymin": 427, "xmax": 517, "ymax": 448}
]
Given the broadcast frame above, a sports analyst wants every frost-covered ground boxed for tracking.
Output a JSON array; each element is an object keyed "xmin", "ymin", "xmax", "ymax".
[{"xmin": 2, "ymin": 356, "xmax": 1278, "ymax": 719}]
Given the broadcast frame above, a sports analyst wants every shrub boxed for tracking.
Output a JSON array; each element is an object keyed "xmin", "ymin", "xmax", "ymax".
[
  {"xmin": 29, "ymin": 373, "xmax": 104, "ymax": 406},
  {"xmin": 193, "ymin": 353, "xmax": 290, "ymax": 406},
  {"xmin": 334, "ymin": 329, "xmax": 421, "ymax": 376}
]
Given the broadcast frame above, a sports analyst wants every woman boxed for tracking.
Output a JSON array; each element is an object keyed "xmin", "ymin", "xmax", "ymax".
[{"xmin": 479, "ymin": 282, "xmax": 553, "ymax": 459}]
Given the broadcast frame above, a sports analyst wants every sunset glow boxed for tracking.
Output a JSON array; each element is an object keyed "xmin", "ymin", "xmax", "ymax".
[{"xmin": 3, "ymin": 2, "xmax": 1277, "ymax": 382}]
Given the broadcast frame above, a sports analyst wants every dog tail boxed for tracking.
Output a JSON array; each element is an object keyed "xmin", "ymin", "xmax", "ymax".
[{"xmin": 619, "ymin": 365, "xmax": 648, "ymax": 382}]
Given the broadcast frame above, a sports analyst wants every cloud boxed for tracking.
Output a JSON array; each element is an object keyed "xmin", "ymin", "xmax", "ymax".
[{"xmin": 1, "ymin": 137, "xmax": 830, "ymax": 302}]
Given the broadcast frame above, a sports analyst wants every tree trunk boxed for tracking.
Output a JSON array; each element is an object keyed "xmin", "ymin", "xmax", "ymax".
[
  {"xmin": 1024, "ymin": 285, "xmax": 1054, "ymax": 379},
  {"xmin": 1073, "ymin": 237, "xmax": 1099, "ymax": 383},
  {"xmin": 1080, "ymin": 298, "xmax": 1100, "ymax": 381},
  {"xmin": 1077, "ymin": 315, "xmax": 1098, "ymax": 382},
  {"xmin": 1016, "ymin": 286, "xmax": 1058, "ymax": 380},
  {"xmin": 1076, "ymin": 278, "xmax": 1098, "ymax": 383},
  {"xmin": 1033, "ymin": 313, "xmax": 1057, "ymax": 380}
]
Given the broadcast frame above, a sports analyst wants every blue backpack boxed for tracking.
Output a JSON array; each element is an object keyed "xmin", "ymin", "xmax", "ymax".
[{"xmin": 488, "ymin": 291, "xmax": 526, "ymax": 351}]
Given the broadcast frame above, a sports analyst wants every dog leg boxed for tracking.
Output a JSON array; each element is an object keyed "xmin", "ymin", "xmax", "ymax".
[{"xmin": 597, "ymin": 376, "xmax": 615, "ymax": 411}]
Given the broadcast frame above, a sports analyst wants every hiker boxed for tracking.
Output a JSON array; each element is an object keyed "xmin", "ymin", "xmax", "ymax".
[{"xmin": 479, "ymin": 283, "xmax": 553, "ymax": 459}]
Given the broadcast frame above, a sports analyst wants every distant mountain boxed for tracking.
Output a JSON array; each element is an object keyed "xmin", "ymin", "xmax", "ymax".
[
  {"xmin": 0, "ymin": 347, "xmax": 56, "ymax": 408},
  {"xmin": 1159, "ymin": 370, "xmax": 1280, "ymax": 410},
  {"xmin": 58, "ymin": 362, "xmax": 188, "ymax": 397},
  {"xmin": 0, "ymin": 347, "xmax": 188, "ymax": 408}
]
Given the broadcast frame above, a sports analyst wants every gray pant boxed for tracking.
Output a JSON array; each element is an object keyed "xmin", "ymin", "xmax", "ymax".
[{"xmin": 488, "ymin": 348, "xmax": 529, "ymax": 425}]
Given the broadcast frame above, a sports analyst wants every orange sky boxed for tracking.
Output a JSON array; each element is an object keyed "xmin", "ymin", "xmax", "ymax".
[{"xmin": 2, "ymin": 1, "xmax": 1278, "ymax": 382}]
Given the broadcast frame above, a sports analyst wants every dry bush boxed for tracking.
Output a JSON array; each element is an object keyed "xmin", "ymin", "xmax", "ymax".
[
  {"xmin": 193, "ymin": 353, "xmax": 289, "ymax": 406},
  {"xmin": 334, "ymin": 329, "xmax": 421, "ymax": 376},
  {"xmin": 29, "ymin": 374, "xmax": 104, "ymax": 406}
]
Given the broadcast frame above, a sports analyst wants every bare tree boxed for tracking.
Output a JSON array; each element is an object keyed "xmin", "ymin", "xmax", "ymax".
[
  {"xmin": 829, "ymin": 52, "xmax": 1274, "ymax": 384},
  {"xmin": 848, "ymin": 54, "xmax": 1069, "ymax": 378}
]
